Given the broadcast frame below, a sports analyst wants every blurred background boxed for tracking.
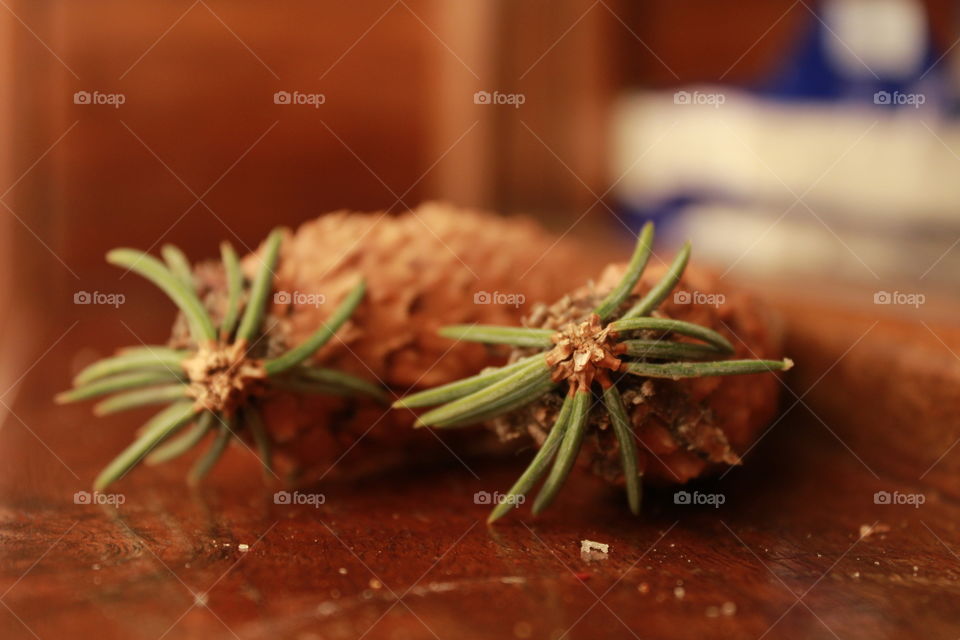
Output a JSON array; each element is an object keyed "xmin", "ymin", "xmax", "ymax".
[
  {"xmin": 4, "ymin": 5, "xmax": 960, "ymax": 638},
  {"xmin": 1, "ymin": 0, "xmax": 959, "ymax": 436}
]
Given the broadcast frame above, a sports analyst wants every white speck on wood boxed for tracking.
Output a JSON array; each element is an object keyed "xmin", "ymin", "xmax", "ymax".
[{"xmin": 580, "ymin": 539, "xmax": 610, "ymax": 562}]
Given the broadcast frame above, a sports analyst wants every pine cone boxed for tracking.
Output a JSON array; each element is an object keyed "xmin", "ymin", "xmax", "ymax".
[
  {"xmin": 496, "ymin": 261, "xmax": 784, "ymax": 487},
  {"xmin": 177, "ymin": 203, "xmax": 597, "ymax": 482},
  {"xmin": 265, "ymin": 201, "xmax": 595, "ymax": 387}
]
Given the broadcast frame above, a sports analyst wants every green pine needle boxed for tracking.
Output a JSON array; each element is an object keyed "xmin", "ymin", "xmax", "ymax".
[
  {"xmin": 406, "ymin": 221, "xmax": 793, "ymax": 521},
  {"xmin": 63, "ymin": 229, "xmax": 382, "ymax": 490},
  {"xmin": 531, "ymin": 390, "xmax": 591, "ymax": 514},
  {"xmin": 161, "ymin": 244, "xmax": 195, "ymax": 288},
  {"xmin": 56, "ymin": 370, "xmax": 184, "ymax": 403},
  {"xmin": 609, "ymin": 317, "xmax": 734, "ymax": 353},
  {"xmin": 603, "ymin": 385, "xmax": 641, "ymax": 515},
  {"xmin": 146, "ymin": 412, "xmax": 214, "ymax": 465},
  {"xmin": 622, "ymin": 339, "xmax": 722, "ymax": 361},
  {"xmin": 219, "ymin": 241, "xmax": 244, "ymax": 340},
  {"xmin": 415, "ymin": 357, "xmax": 554, "ymax": 428},
  {"xmin": 393, "ymin": 355, "xmax": 540, "ymax": 409},
  {"xmin": 188, "ymin": 419, "xmax": 232, "ymax": 486},
  {"xmin": 73, "ymin": 347, "xmax": 188, "ymax": 386},
  {"xmin": 438, "ymin": 325, "xmax": 555, "ymax": 349},
  {"xmin": 487, "ymin": 393, "xmax": 576, "ymax": 523},
  {"xmin": 235, "ymin": 229, "xmax": 283, "ymax": 343},
  {"xmin": 263, "ymin": 278, "xmax": 366, "ymax": 376},
  {"xmin": 94, "ymin": 384, "xmax": 189, "ymax": 416},
  {"xmin": 624, "ymin": 358, "xmax": 793, "ymax": 379},
  {"xmin": 93, "ymin": 401, "xmax": 198, "ymax": 491},
  {"xmin": 243, "ymin": 408, "xmax": 273, "ymax": 477},
  {"xmin": 594, "ymin": 222, "xmax": 654, "ymax": 320},
  {"xmin": 107, "ymin": 249, "xmax": 216, "ymax": 344},
  {"xmin": 622, "ymin": 241, "xmax": 691, "ymax": 319}
]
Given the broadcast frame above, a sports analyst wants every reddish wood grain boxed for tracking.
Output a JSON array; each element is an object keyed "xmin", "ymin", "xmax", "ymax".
[{"xmin": 2, "ymin": 291, "xmax": 960, "ymax": 639}]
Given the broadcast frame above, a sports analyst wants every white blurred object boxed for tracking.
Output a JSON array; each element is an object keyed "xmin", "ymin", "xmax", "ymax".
[
  {"xmin": 675, "ymin": 203, "xmax": 926, "ymax": 282},
  {"xmin": 823, "ymin": 0, "xmax": 927, "ymax": 79},
  {"xmin": 611, "ymin": 90, "xmax": 960, "ymax": 285},
  {"xmin": 613, "ymin": 91, "xmax": 957, "ymax": 224}
]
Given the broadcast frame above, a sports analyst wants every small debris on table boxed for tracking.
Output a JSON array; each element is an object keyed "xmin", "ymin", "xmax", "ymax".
[
  {"xmin": 580, "ymin": 539, "xmax": 610, "ymax": 562},
  {"xmin": 859, "ymin": 523, "xmax": 891, "ymax": 540}
]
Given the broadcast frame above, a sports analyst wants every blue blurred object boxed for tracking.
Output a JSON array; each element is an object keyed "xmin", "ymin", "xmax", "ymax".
[
  {"xmin": 616, "ymin": 0, "xmax": 957, "ymax": 241},
  {"xmin": 758, "ymin": 0, "xmax": 948, "ymax": 110}
]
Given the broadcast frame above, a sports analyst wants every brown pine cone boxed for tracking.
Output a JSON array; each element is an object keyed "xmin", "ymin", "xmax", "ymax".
[
  {"xmin": 494, "ymin": 260, "xmax": 785, "ymax": 487},
  {"xmin": 264, "ymin": 201, "xmax": 597, "ymax": 388},
  {"xmin": 175, "ymin": 203, "xmax": 598, "ymax": 483}
]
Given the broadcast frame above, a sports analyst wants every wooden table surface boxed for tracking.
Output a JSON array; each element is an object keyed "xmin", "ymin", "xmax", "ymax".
[{"xmin": 2, "ymin": 291, "xmax": 959, "ymax": 640}]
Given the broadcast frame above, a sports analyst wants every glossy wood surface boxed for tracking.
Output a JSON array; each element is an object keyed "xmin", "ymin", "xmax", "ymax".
[{"xmin": 2, "ymin": 293, "xmax": 959, "ymax": 640}]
